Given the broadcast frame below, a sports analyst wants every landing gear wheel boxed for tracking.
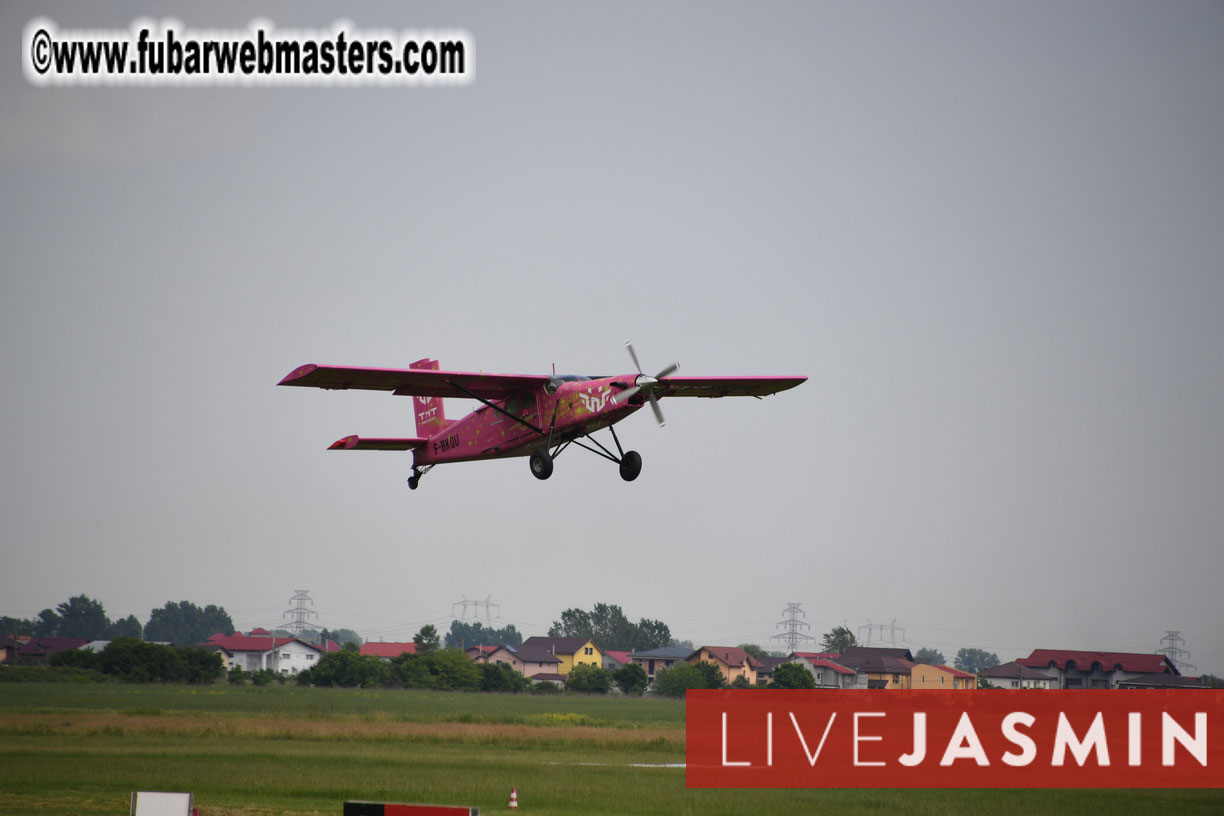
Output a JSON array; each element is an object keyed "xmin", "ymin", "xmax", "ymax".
[
  {"xmin": 407, "ymin": 476, "xmax": 419, "ymax": 490},
  {"xmin": 529, "ymin": 449, "xmax": 554, "ymax": 480},
  {"xmin": 619, "ymin": 450, "xmax": 642, "ymax": 482}
]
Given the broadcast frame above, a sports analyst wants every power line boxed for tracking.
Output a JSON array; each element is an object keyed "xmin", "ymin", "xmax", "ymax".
[
  {"xmin": 1157, "ymin": 630, "xmax": 1197, "ymax": 674},
  {"xmin": 770, "ymin": 602, "xmax": 815, "ymax": 653},
  {"xmin": 282, "ymin": 589, "xmax": 322, "ymax": 638},
  {"xmin": 859, "ymin": 619, "xmax": 905, "ymax": 648},
  {"xmin": 452, "ymin": 595, "xmax": 499, "ymax": 621}
]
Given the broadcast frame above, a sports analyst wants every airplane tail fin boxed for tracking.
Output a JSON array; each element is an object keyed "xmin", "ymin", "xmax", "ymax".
[{"xmin": 410, "ymin": 358, "xmax": 448, "ymax": 437}]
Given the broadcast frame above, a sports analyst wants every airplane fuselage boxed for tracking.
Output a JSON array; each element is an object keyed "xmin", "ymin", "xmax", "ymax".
[{"xmin": 412, "ymin": 375, "xmax": 643, "ymax": 466}]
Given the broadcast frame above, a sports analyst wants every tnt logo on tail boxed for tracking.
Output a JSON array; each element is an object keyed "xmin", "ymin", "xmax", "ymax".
[{"xmin": 410, "ymin": 358, "xmax": 448, "ymax": 437}]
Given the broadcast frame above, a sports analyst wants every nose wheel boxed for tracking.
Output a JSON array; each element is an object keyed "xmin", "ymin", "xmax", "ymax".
[{"xmin": 619, "ymin": 450, "xmax": 642, "ymax": 482}]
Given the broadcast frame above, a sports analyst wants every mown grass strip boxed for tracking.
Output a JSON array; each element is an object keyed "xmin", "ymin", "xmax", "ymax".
[{"xmin": 2, "ymin": 683, "xmax": 1222, "ymax": 816}]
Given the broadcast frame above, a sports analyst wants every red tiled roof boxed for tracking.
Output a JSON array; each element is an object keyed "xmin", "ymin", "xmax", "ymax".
[
  {"xmin": 691, "ymin": 646, "xmax": 759, "ymax": 669},
  {"xmin": 360, "ymin": 642, "xmax": 417, "ymax": 659},
  {"xmin": 18, "ymin": 637, "xmax": 89, "ymax": 656},
  {"xmin": 529, "ymin": 672, "xmax": 564, "ymax": 682},
  {"xmin": 799, "ymin": 657, "xmax": 856, "ymax": 675},
  {"xmin": 205, "ymin": 635, "xmax": 317, "ymax": 653},
  {"xmin": 792, "ymin": 651, "xmax": 840, "ymax": 661},
  {"xmin": 1017, "ymin": 649, "xmax": 1175, "ymax": 675},
  {"xmin": 604, "ymin": 650, "xmax": 633, "ymax": 665}
]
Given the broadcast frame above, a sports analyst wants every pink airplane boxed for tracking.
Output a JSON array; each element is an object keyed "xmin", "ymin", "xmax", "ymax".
[{"xmin": 279, "ymin": 342, "xmax": 805, "ymax": 489}]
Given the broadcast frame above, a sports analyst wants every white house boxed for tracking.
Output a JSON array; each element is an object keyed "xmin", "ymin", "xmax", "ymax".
[{"xmin": 204, "ymin": 633, "xmax": 323, "ymax": 675}]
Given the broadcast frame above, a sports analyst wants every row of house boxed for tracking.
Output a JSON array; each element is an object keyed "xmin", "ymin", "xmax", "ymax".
[
  {"xmin": 460, "ymin": 640, "xmax": 1207, "ymax": 691},
  {"xmin": 4, "ymin": 632, "xmax": 1208, "ymax": 691}
]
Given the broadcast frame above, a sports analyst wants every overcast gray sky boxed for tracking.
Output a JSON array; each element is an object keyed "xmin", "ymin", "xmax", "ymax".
[{"xmin": 3, "ymin": 1, "xmax": 1222, "ymax": 674}]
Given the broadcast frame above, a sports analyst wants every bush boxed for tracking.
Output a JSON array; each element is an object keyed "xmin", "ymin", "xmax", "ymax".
[
  {"xmin": 251, "ymin": 669, "xmax": 279, "ymax": 686},
  {"xmin": 479, "ymin": 662, "xmax": 529, "ymax": 693},
  {"xmin": 392, "ymin": 649, "xmax": 480, "ymax": 691},
  {"xmin": 48, "ymin": 649, "xmax": 98, "ymax": 671},
  {"xmin": 48, "ymin": 642, "xmax": 221, "ymax": 684},
  {"xmin": 564, "ymin": 664, "xmax": 612, "ymax": 694},
  {"xmin": 653, "ymin": 662, "xmax": 705, "ymax": 698},
  {"xmin": 228, "ymin": 667, "xmax": 246, "ymax": 685},
  {"xmin": 302, "ymin": 650, "xmax": 390, "ymax": 688},
  {"xmin": 613, "ymin": 663, "xmax": 648, "ymax": 695},
  {"xmin": 0, "ymin": 665, "xmax": 107, "ymax": 683},
  {"xmin": 768, "ymin": 662, "xmax": 815, "ymax": 689},
  {"xmin": 528, "ymin": 680, "xmax": 561, "ymax": 694},
  {"xmin": 693, "ymin": 661, "xmax": 726, "ymax": 690}
]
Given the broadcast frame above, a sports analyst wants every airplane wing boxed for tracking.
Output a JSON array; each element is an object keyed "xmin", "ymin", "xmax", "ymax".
[
  {"xmin": 278, "ymin": 364, "xmax": 549, "ymax": 400},
  {"xmin": 657, "ymin": 375, "xmax": 807, "ymax": 398},
  {"xmin": 328, "ymin": 435, "xmax": 427, "ymax": 451}
]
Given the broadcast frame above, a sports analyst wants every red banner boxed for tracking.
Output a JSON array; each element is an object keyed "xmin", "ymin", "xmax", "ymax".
[{"xmin": 686, "ymin": 690, "xmax": 1224, "ymax": 788}]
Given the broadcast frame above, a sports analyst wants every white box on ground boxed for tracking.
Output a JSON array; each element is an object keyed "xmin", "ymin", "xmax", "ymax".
[{"xmin": 130, "ymin": 791, "xmax": 193, "ymax": 816}]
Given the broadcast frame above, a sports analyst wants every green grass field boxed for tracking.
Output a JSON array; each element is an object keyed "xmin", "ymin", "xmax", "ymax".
[{"xmin": 1, "ymin": 683, "xmax": 1220, "ymax": 815}]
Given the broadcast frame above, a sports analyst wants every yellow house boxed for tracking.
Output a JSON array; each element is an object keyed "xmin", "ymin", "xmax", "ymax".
[
  {"xmin": 518, "ymin": 636, "xmax": 602, "ymax": 676},
  {"xmin": 687, "ymin": 646, "xmax": 760, "ymax": 686},
  {"xmin": 911, "ymin": 663, "xmax": 978, "ymax": 689}
]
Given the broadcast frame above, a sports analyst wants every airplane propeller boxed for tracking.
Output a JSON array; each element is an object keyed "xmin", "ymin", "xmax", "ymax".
[{"xmin": 613, "ymin": 340, "xmax": 679, "ymax": 427}]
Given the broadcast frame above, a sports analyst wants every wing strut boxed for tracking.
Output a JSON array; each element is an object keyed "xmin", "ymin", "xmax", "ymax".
[{"xmin": 446, "ymin": 380, "xmax": 545, "ymax": 436}]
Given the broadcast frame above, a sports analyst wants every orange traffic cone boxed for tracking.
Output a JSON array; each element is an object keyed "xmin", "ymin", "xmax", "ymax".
[{"xmin": 508, "ymin": 786, "xmax": 519, "ymax": 809}]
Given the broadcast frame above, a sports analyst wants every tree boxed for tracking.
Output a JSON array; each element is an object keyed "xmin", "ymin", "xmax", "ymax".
[
  {"xmin": 35, "ymin": 608, "xmax": 61, "ymax": 636},
  {"xmin": 479, "ymin": 662, "xmax": 529, "ymax": 693},
  {"xmin": 548, "ymin": 603, "xmax": 672, "ymax": 651},
  {"xmin": 954, "ymin": 648, "xmax": 1000, "ymax": 674},
  {"xmin": 392, "ymin": 649, "xmax": 481, "ymax": 690},
  {"xmin": 738, "ymin": 643, "xmax": 769, "ymax": 661},
  {"xmin": 633, "ymin": 618, "xmax": 673, "ymax": 651},
  {"xmin": 413, "ymin": 624, "xmax": 440, "ymax": 653},
  {"xmin": 111, "ymin": 614, "xmax": 143, "ymax": 639},
  {"xmin": 49, "ymin": 648, "xmax": 98, "ymax": 671},
  {"xmin": 613, "ymin": 662, "xmax": 649, "ymax": 696},
  {"xmin": 302, "ymin": 649, "xmax": 390, "ymax": 687},
  {"xmin": 95, "ymin": 638, "xmax": 187, "ymax": 682},
  {"xmin": 1200, "ymin": 674, "xmax": 1223, "ymax": 689},
  {"xmin": 319, "ymin": 628, "xmax": 363, "ymax": 647},
  {"xmin": 914, "ymin": 647, "xmax": 945, "ymax": 666},
  {"xmin": 423, "ymin": 649, "xmax": 482, "ymax": 690},
  {"xmin": 144, "ymin": 601, "xmax": 234, "ymax": 645},
  {"xmin": 770, "ymin": 662, "xmax": 816, "ymax": 689},
  {"xmin": 444, "ymin": 620, "xmax": 522, "ymax": 650},
  {"xmin": 693, "ymin": 661, "xmax": 727, "ymax": 690},
  {"xmin": 43, "ymin": 595, "xmax": 112, "ymax": 639},
  {"xmin": 1, "ymin": 616, "xmax": 39, "ymax": 637},
  {"xmin": 565, "ymin": 663, "xmax": 612, "ymax": 694},
  {"xmin": 821, "ymin": 626, "xmax": 856, "ymax": 654},
  {"xmin": 179, "ymin": 647, "xmax": 224, "ymax": 684},
  {"xmin": 653, "ymin": 663, "xmax": 705, "ymax": 698}
]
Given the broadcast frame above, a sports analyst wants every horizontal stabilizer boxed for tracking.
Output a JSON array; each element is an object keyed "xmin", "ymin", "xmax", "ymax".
[{"xmin": 328, "ymin": 435, "xmax": 427, "ymax": 451}]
